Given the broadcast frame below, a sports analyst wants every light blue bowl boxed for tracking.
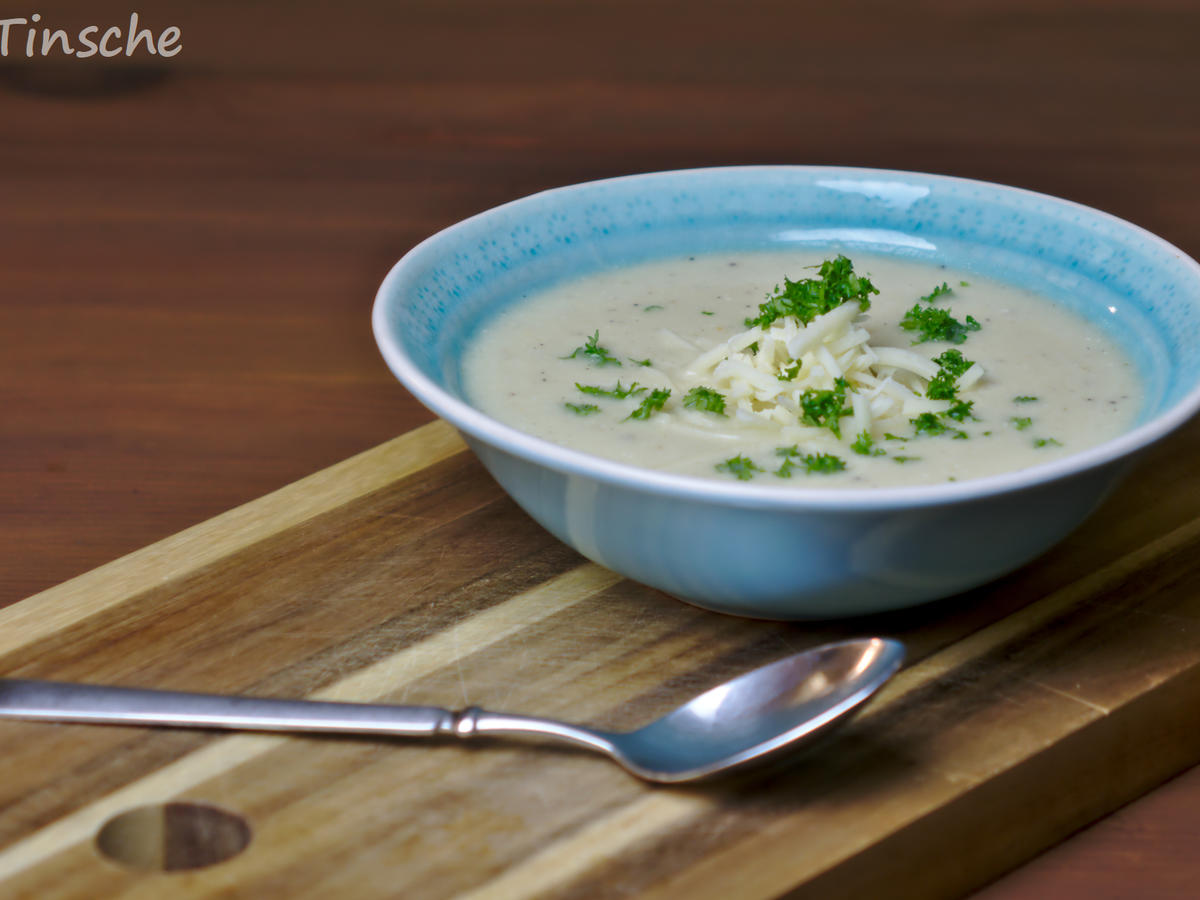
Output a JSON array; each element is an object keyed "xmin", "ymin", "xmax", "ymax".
[{"xmin": 373, "ymin": 167, "xmax": 1200, "ymax": 619}]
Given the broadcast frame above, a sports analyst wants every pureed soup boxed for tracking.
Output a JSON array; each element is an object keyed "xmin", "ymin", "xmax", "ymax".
[{"xmin": 463, "ymin": 251, "xmax": 1141, "ymax": 489}]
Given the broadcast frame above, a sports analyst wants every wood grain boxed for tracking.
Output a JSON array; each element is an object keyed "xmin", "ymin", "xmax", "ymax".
[
  {"xmin": 3, "ymin": 1, "xmax": 1199, "ymax": 896},
  {"xmin": 1, "ymin": 420, "xmax": 1200, "ymax": 898}
]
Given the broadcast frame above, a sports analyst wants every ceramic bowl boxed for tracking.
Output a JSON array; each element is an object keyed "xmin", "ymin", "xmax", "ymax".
[{"xmin": 372, "ymin": 167, "xmax": 1200, "ymax": 619}]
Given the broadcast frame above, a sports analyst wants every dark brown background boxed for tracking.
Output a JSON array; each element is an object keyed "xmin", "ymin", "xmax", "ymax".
[{"xmin": 2, "ymin": 1, "xmax": 1197, "ymax": 896}]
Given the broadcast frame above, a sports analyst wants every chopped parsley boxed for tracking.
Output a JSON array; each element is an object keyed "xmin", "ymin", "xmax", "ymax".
[
  {"xmin": 783, "ymin": 454, "xmax": 846, "ymax": 476},
  {"xmin": 900, "ymin": 305, "xmax": 981, "ymax": 344},
  {"xmin": 927, "ymin": 348, "xmax": 976, "ymax": 400},
  {"xmin": 575, "ymin": 380, "xmax": 646, "ymax": 399},
  {"xmin": 911, "ymin": 412, "xmax": 948, "ymax": 437},
  {"xmin": 777, "ymin": 360, "xmax": 802, "ymax": 381},
  {"xmin": 925, "ymin": 376, "xmax": 957, "ymax": 401},
  {"xmin": 945, "ymin": 399, "xmax": 975, "ymax": 422},
  {"xmin": 562, "ymin": 331, "xmax": 622, "ymax": 366},
  {"xmin": 624, "ymin": 388, "xmax": 671, "ymax": 421},
  {"xmin": 682, "ymin": 386, "xmax": 727, "ymax": 415},
  {"xmin": 892, "ymin": 455, "xmax": 921, "ymax": 464},
  {"xmin": 1034, "ymin": 437, "xmax": 1063, "ymax": 448},
  {"xmin": 716, "ymin": 455, "xmax": 762, "ymax": 480},
  {"xmin": 799, "ymin": 377, "xmax": 852, "ymax": 438},
  {"xmin": 911, "ymin": 411, "xmax": 967, "ymax": 440},
  {"xmin": 774, "ymin": 446, "xmax": 846, "ymax": 476},
  {"xmin": 774, "ymin": 459, "xmax": 798, "ymax": 478},
  {"xmin": 851, "ymin": 431, "xmax": 885, "ymax": 456},
  {"xmin": 1010, "ymin": 416, "xmax": 1033, "ymax": 431},
  {"xmin": 745, "ymin": 255, "xmax": 878, "ymax": 328},
  {"xmin": 629, "ymin": 357, "xmax": 653, "ymax": 367},
  {"xmin": 934, "ymin": 348, "xmax": 974, "ymax": 378},
  {"xmin": 564, "ymin": 402, "xmax": 600, "ymax": 416},
  {"xmin": 747, "ymin": 341, "xmax": 759, "ymax": 355},
  {"xmin": 921, "ymin": 282, "xmax": 952, "ymax": 303},
  {"xmin": 701, "ymin": 310, "xmax": 715, "ymax": 316},
  {"xmin": 643, "ymin": 305, "xmax": 664, "ymax": 313},
  {"xmin": 883, "ymin": 432, "xmax": 909, "ymax": 442},
  {"xmin": 1013, "ymin": 395, "xmax": 1039, "ymax": 403}
]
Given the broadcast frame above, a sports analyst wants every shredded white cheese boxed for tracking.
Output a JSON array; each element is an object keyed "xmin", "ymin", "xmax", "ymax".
[{"xmin": 675, "ymin": 304, "xmax": 984, "ymax": 447}]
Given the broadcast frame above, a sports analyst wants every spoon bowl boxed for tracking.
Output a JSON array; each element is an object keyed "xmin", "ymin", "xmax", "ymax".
[
  {"xmin": 605, "ymin": 637, "xmax": 904, "ymax": 781},
  {"xmin": 0, "ymin": 637, "xmax": 903, "ymax": 783}
]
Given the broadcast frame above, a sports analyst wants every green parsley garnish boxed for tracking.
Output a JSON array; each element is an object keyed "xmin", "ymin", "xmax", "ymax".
[
  {"xmin": 921, "ymin": 282, "xmax": 952, "ymax": 302},
  {"xmin": 934, "ymin": 348, "xmax": 974, "ymax": 378},
  {"xmin": 883, "ymin": 432, "xmax": 909, "ymax": 441},
  {"xmin": 851, "ymin": 431, "xmax": 885, "ymax": 456},
  {"xmin": 911, "ymin": 411, "xmax": 967, "ymax": 440},
  {"xmin": 899, "ymin": 305, "xmax": 981, "ymax": 344},
  {"xmin": 777, "ymin": 360, "xmax": 802, "ymax": 382},
  {"xmin": 774, "ymin": 446, "xmax": 846, "ymax": 476},
  {"xmin": 1010, "ymin": 416, "xmax": 1033, "ymax": 431},
  {"xmin": 1034, "ymin": 437, "xmax": 1063, "ymax": 448},
  {"xmin": 701, "ymin": 310, "xmax": 715, "ymax": 316},
  {"xmin": 643, "ymin": 305, "xmax": 664, "ymax": 313},
  {"xmin": 747, "ymin": 341, "xmax": 759, "ymax": 355},
  {"xmin": 1013, "ymin": 395, "xmax": 1038, "ymax": 403},
  {"xmin": 564, "ymin": 402, "xmax": 600, "ymax": 416},
  {"xmin": 745, "ymin": 256, "xmax": 878, "ymax": 328},
  {"xmin": 682, "ymin": 386, "xmax": 727, "ymax": 415},
  {"xmin": 927, "ymin": 348, "xmax": 976, "ymax": 400},
  {"xmin": 575, "ymin": 380, "xmax": 646, "ymax": 399},
  {"xmin": 779, "ymin": 453, "xmax": 846, "ymax": 477},
  {"xmin": 625, "ymin": 388, "xmax": 671, "ymax": 421},
  {"xmin": 945, "ymin": 399, "xmax": 975, "ymax": 422},
  {"xmin": 959, "ymin": 280, "xmax": 971, "ymax": 287},
  {"xmin": 562, "ymin": 330, "xmax": 622, "ymax": 366},
  {"xmin": 629, "ymin": 357, "xmax": 653, "ymax": 367},
  {"xmin": 716, "ymin": 455, "xmax": 762, "ymax": 480},
  {"xmin": 892, "ymin": 455, "xmax": 921, "ymax": 464},
  {"xmin": 911, "ymin": 412, "xmax": 948, "ymax": 437},
  {"xmin": 926, "ymin": 376, "xmax": 957, "ymax": 401},
  {"xmin": 799, "ymin": 377, "xmax": 852, "ymax": 438}
]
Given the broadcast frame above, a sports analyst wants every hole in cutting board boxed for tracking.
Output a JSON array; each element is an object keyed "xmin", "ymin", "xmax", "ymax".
[{"xmin": 95, "ymin": 803, "xmax": 251, "ymax": 872}]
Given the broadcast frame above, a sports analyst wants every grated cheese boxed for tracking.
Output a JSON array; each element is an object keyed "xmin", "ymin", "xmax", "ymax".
[{"xmin": 676, "ymin": 304, "xmax": 984, "ymax": 447}]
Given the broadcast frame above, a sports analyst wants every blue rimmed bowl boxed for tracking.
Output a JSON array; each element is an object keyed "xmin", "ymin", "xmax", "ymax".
[{"xmin": 373, "ymin": 167, "xmax": 1200, "ymax": 619}]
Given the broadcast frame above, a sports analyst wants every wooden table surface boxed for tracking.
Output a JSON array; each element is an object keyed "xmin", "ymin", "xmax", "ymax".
[{"xmin": 3, "ymin": 1, "xmax": 1198, "ymax": 896}]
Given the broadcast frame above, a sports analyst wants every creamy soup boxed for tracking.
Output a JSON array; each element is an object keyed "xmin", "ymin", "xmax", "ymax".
[{"xmin": 463, "ymin": 251, "xmax": 1140, "ymax": 488}]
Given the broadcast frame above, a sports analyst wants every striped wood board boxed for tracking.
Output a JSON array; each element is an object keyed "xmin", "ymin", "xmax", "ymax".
[{"xmin": 2, "ymin": 419, "xmax": 1200, "ymax": 899}]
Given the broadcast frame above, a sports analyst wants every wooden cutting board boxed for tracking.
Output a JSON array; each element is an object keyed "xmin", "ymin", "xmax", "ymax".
[{"xmin": 3, "ymin": 418, "xmax": 1200, "ymax": 899}]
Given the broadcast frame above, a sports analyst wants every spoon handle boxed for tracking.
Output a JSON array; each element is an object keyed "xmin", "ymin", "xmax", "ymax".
[
  {"xmin": 0, "ymin": 678, "xmax": 463, "ymax": 737},
  {"xmin": 0, "ymin": 678, "xmax": 617, "ymax": 757}
]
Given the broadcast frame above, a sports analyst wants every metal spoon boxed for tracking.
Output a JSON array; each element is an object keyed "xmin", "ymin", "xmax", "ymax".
[{"xmin": 0, "ymin": 637, "xmax": 902, "ymax": 783}]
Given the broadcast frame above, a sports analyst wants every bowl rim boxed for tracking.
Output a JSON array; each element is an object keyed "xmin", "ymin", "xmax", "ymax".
[{"xmin": 372, "ymin": 165, "xmax": 1200, "ymax": 512}]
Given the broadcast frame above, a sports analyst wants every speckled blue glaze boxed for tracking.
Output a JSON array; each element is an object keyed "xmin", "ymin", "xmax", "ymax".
[{"xmin": 374, "ymin": 167, "xmax": 1200, "ymax": 618}]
